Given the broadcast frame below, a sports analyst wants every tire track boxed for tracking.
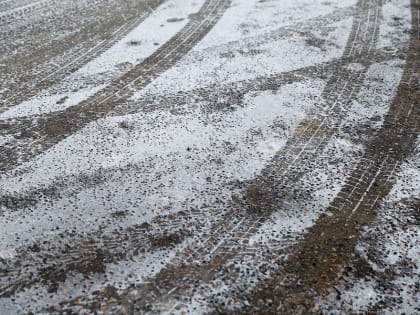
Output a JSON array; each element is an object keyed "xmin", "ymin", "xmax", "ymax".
[
  {"xmin": 0, "ymin": 0, "xmax": 165, "ymax": 112},
  {"xmin": 98, "ymin": 0, "xmax": 385, "ymax": 310},
  {"xmin": 119, "ymin": 47, "xmax": 398, "ymax": 115},
  {"xmin": 238, "ymin": 1, "xmax": 419, "ymax": 312},
  {"xmin": 1, "ymin": 0, "xmax": 406, "ymax": 313},
  {"xmin": 0, "ymin": 3, "xmax": 353, "ymax": 117},
  {"xmin": 32, "ymin": 0, "xmax": 387, "ymax": 313},
  {"xmin": 0, "ymin": 0, "xmax": 231, "ymax": 173},
  {"xmin": 0, "ymin": 46, "xmax": 400, "ymax": 211},
  {"xmin": 0, "ymin": 0, "xmax": 59, "ymax": 18},
  {"xmin": 0, "ymin": 208, "xmax": 194, "ymax": 298},
  {"xmin": 0, "ymin": 47, "xmax": 401, "ymax": 303},
  {"xmin": 195, "ymin": 4, "xmax": 356, "ymax": 57},
  {"xmin": 0, "ymin": 0, "xmax": 231, "ymax": 299}
]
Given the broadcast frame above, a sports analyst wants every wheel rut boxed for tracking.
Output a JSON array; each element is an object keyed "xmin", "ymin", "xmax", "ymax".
[
  {"xmin": 0, "ymin": 47, "xmax": 400, "ymax": 305},
  {"xmin": 0, "ymin": 0, "xmax": 231, "ymax": 173},
  {"xmin": 0, "ymin": 47, "xmax": 401, "ymax": 211},
  {"xmin": 0, "ymin": 0, "xmax": 232, "ymax": 302},
  {"xmin": 0, "ymin": 0, "xmax": 165, "ymax": 112},
  {"xmin": 24, "ymin": 0, "xmax": 391, "ymax": 313},
  {"xmin": 237, "ymin": 0, "xmax": 419, "ymax": 313},
  {"xmin": 0, "ymin": 0, "xmax": 59, "ymax": 18},
  {"xmin": 1, "ymin": 0, "xmax": 415, "ymax": 313}
]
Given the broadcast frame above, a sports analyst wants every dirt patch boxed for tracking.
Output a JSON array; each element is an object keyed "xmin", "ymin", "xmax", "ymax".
[
  {"xmin": 38, "ymin": 249, "xmax": 108, "ymax": 294},
  {"xmin": 40, "ymin": 266, "xmax": 68, "ymax": 294},
  {"xmin": 111, "ymin": 210, "xmax": 129, "ymax": 218},
  {"xmin": 149, "ymin": 233, "xmax": 183, "ymax": 248},
  {"xmin": 243, "ymin": 182, "xmax": 277, "ymax": 214}
]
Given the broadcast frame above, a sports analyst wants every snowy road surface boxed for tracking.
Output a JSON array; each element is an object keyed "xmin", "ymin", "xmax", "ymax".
[{"xmin": 0, "ymin": 0, "xmax": 419, "ymax": 314}]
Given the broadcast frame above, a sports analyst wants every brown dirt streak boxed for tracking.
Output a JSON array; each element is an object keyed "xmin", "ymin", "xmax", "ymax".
[
  {"xmin": 0, "ymin": 54, "xmax": 366, "ymax": 299},
  {"xmin": 0, "ymin": 47, "xmax": 400, "ymax": 303},
  {"xmin": 0, "ymin": 219, "xmax": 188, "ymax": 297},
  {"xmin": 119, "ymin": 48, "xmax": 398, "ymax": 115},
  {"xmin": 0, "ymin": 0, "xmax": 165, "ymax": 112},
  {"xmin": 0, "ymin": 0, "xmax": 232, "ymax": 299},
  {"xmin": 55, "ymin": 0, "xmax": 387, "ymax": 312},
  {"xmin": 0, "ymin": 48, "xmax": 399, "ymax": 213},
  {"xmin": 238, "ymin": 0, "xmax": 419, "ymax": 313},
  {"xmin": 0, "ymin": 0, "xmax": 230, "ymax": 173}
]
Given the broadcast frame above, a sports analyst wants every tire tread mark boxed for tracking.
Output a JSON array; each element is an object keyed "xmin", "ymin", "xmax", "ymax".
[
  {"xmin": 51, "ymin": 0, "xmax": 386, "ymax": 312},
  {"xmin": 238, "ymin": 0, "xmax": 419, "ymax": 312},
  {"xmin": 0, "ymin": 48, "xmax": 400, "ymax": 301},
  {"xmin": 0, "ymin": 0, "xmax": 59, "ymax": 19},
  {"xmin": 0, "ymin": 0, "xmax": 165, "ymax": 112},
  {"xmin": 0, "ymin": 0, "xmax": 231, "ymax": 300},
  {"xmin": 0, "ymin": 0, "xmax": 230, "ymax": 172}
]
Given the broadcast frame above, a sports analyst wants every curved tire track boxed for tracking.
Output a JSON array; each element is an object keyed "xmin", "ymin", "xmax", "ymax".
[
  {"xmin": 0, "ymin": 47, "xmax": 402, "ymax": 304},
  {"xmin": 0, "ymin": 0, "xmax": 381, "ymax": 303},
  {"xmin": 0, "ymin": 0, "xmax": 165, "ymax": 112},
  {"xmin": 0, "ymin": 0, "xmax": 59, "ymax": 19},
  {"xmin": 35, "ymin": 0, "xmax": 388, "ymax": 313},
  {"xmin": 239, "ymin": 0, "xmax": 419, "ymax": 312},
  {"xmin": 0, "ymin": 0, "xmax": 232, "ymax": 299},
  {"xmin": 0, "ymin": 0, "xmax": 231, "ymax": 173},
  {"xmin": 0, "ymin": 47, "xmax": 400, "ymax": 211}
]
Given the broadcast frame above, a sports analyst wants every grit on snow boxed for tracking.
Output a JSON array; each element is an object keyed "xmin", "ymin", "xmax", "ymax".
[{"xmin": 0, "ymin": 0, "xmax": 418, "ymax": 314}]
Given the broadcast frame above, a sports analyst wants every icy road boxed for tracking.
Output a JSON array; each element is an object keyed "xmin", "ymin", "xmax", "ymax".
[{"xmin": 0, "ymin": 0, "xmax": 419, "ymax": 314}]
